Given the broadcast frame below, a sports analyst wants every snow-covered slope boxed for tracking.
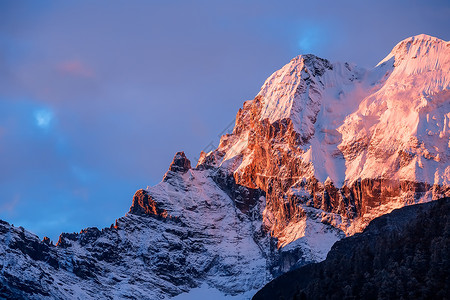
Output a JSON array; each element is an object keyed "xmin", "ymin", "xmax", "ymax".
[
  {"xmin": 0, "ymin": 154, "xmax": 335, "ymax": 299},
  {"xmin": 204, "ymin": 34, "xmax": 449, "ymax": 240},
  {"xmin": 341, "ymin": 34, "xmax": 450, "ymax": 185},
  {"xmin": 214, "ymin": 34, "xmax": 450, "ymax": 186},
  {"xmin": 0, "ymin": 34, "xmax": 449, "ymax": 300},
  {"xmin": 0, "ymin": 167, "xmax": 269, "ymax": 299}
]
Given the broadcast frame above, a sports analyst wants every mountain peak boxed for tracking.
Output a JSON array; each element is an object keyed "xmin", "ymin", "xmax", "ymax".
[
  {"xmin": 390, "ymin": 34, "xmax": 447, "ymax": 56},
  {"xmin": 399, "ymin": 33, "xmax": 442, "ymax": 43},
  {"xmin": 256, "ymin": 53, "xmax": 336, "ymax": 135},
  {"xmin": 168, "ymin": 151, "xmax": 191, "ymax": 173},
  {"xmin": 212, "ymin": 34, "xmax": 449, "ymax": 188},
  {"xmin": 377, "ymin": 34, "xmax": 449, "ymax": 68}
]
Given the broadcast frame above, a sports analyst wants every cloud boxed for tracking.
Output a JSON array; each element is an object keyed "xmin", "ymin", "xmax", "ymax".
[{"xmin": 56, "ymin": 60, "xmax": 94, "ymax": 78}]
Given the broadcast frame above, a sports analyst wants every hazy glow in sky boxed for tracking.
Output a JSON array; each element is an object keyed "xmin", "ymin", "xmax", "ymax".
[
  {"xmin": 0, "ymin": 0, "xmax": 449, "ymax": 241},
  {"xmin": 34, "ymin": 108, "xmax": 53, "ymax": 128},
  {"xmin": 298, "ymin": 27, "xmax": 323, "ymax": 53}
]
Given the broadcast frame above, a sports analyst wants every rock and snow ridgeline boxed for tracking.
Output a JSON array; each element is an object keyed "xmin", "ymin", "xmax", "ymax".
[
  {"xmin": 205, "ymin": 34, "xmax": 449, "ymax": 240},
  {"xmin": 0, "ymin": 34, "xmax": 449, "ymax": 299}
]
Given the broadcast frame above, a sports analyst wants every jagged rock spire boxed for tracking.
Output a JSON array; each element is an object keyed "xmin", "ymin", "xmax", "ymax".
[
  {"xmin": 129, "ymin": 189, "xmax": 167, "ymax": 217},
  {"xmin": 168, "ymin": 151, "xmax": 191, "ymax": 173}
]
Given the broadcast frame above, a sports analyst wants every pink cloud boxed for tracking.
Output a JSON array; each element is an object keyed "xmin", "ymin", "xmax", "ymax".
[{"xmin": 56, "ymin": 60, "xmax": 94, "ymax": 78}]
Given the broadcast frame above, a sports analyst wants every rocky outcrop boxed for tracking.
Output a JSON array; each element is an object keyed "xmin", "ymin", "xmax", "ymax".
[
  {"xmin": 168, "ymin": 151, "xmax": 191, "ymax": 173},
  {"xmin": 129, "ymin": 189, "xmax": 170, "ymax": 217},
  {"xmin": 162, "ymin": 151, "xmax": 192, "ymax": 182}
]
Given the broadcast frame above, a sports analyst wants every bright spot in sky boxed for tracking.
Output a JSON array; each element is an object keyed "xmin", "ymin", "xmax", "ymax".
[
  {"xmin": 34, "ymin": 109, "xmax": 53, "ymax": 129},
  {"xmin": 297, "ymin": 27, "xmax": 323, "ymax": 53}
]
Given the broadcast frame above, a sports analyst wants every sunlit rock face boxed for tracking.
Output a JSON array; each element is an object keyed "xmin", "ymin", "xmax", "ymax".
[
  {"xmin": 201, "ymin": 34, "xmax": 450, "ymax": 245},
  {"xmin": 129, "ymin": 189, "xmax": 170, "ymax": 217},
  {"xmin": 0, "ymin": 35, "xmax": 449, "ymax": 300},
  {"xmin": 167, "ymin": 151, "xmax": 191, "ymax": 173}
]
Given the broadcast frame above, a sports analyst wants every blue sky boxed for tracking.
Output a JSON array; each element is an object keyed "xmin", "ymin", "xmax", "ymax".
[{"xmin": 1, "ymin": 0, "xmax": 449, "ymax": 241}]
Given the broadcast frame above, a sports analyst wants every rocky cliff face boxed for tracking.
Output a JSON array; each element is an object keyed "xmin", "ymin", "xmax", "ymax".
[
  {"xmin": 201, "ymin": 34, "xmax": 450, "ymax": 245},
  {"xmin": 0, "ymin": 34, "xmax": 449, "ymax": 299}
]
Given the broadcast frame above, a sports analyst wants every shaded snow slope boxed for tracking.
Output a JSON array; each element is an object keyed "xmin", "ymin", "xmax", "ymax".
[{"xmin": 0, "ymin": 169, "xmax": 269, "ymax": 299}]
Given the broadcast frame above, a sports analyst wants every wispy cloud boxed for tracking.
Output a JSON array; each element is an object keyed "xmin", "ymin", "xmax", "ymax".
[{"xmin": 56, "ymin": 60, "xmax": 94, "ymax": 78}]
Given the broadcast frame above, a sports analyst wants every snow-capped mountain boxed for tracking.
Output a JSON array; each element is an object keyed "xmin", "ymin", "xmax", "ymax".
[
  {"xmin": 0, "ymin": 34, "xmax": 449, "ymax": 299},
  {"xmin": 204, "ymin": 33, "xmax": 449, "ymax": 239}
]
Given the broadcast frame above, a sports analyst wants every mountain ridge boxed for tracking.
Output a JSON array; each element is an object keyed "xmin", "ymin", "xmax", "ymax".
[{"xmin": 0, "ymin": 34, "xmax": 449, "ymax": 299}]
